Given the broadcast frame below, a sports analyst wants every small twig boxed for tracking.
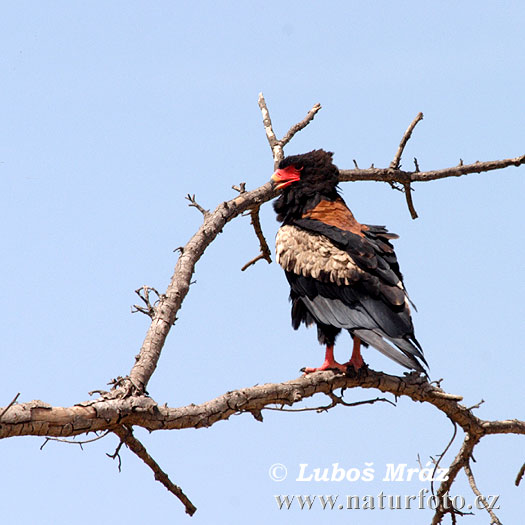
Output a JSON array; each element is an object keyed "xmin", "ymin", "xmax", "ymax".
[
  {"xmin": 241, "ymin": 205, "xmax": 272, "ymax": 271},
  {"xmin": 40, "ymin": 431, "xmax": 110, "ymax": 451},
  {"xmin": 240, "ymin": 253, "xmax": 268, "ymax": 272},
  {"xmin": 414, "ymin": 157, "xmax": 420, "ymax": 172},
  {"xmin": 464, "ymin": 461, "xmax": 502, "ymax": 524},
  {"xmin": 515, "ymin": 462, "xmax": 525, "ymax": 486},
  {"xmin": 467, "ymin": 399, "xmax": 485, "ymax": 411},
  {"xmin": 258, "ymin": 93, "xmax": 281, "ymax": 165},
  {"xmin": 390, "ymin": 112, "xmax": 424, "ymax": 170},
  {"xmin": 107, "ymin": 376, "xmax": 144, "ymax": 397},
  {"xmin": 264, "ymin": 393, "xmax": 395, "ymax": 413},
  {"xmin": 0, "ymin": 393, "xmax": 20, "ymax": 420},
  {"xmin": 88, "ymin": 389, "xmax": 109, "ymax": 396},
  {"xmin": 106, "ymin": 436, "xmax": 125, "ymax": 472},
  {"xmin": 353, "ymin": 159, "xmax": 359, "ymax": 169},
  {"xmin": 232, "ymin": 182, "xmax": 246, "ymax": 194},
  {"xmin": 113, "ymin": 425, "xmax": 197, "ymax": 516},
  {"xmin": 431, "ymin": 417, "xmax": 458, "ymax": 496},
  {"xmin": 280, "ymin": 102, "xmax": 322, "ymax": 149},
  {"xmin": 388, "ymin": 180, "xmax": 404, "ymax": 193},
  {"xmin": 185, "ymin": 194, "xmax": 210, "ymax": 217},
  {"xmin": 403, "ymin": 182, "xmax": 418, "ymax": 219}
]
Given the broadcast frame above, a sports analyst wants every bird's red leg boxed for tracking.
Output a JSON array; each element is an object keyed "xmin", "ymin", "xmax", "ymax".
[
  {"xmin": 345, "ymin": 336, "xmax": 364, "ymax": 372},
  {"xmin": 303, "ymin": 345, "xmax": 347, "ymax": 374}
]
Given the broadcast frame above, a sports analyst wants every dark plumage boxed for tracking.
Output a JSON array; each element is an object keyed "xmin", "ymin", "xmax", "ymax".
[{"xmin": 271, "ymin": 149, "xmax": 427, "ymax": 374}]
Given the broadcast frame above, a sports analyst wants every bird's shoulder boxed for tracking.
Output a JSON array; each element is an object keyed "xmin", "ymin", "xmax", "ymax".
[{"xmin": 301, "ymin": 197, "xmax": 365, "ymax": 237}]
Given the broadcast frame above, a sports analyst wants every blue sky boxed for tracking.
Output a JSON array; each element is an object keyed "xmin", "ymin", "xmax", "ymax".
[{"xmin": 1, "ymin": 2, "xmax": 524, "ymax": 524}]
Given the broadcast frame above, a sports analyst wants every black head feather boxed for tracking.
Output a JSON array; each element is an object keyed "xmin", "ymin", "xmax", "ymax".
[{"xmin": 273, "ymin": 149, "xmax": 340, "ymax": 223}]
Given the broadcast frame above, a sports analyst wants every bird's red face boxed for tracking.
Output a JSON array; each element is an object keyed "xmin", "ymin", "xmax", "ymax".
[{"xmin": 271, "ymin": 165, "xmax": 302, "ymax": 190}]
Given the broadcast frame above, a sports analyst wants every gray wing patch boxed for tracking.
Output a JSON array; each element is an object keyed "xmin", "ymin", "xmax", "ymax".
[{"xmin": 301, "ymin": 296, "xmax": 375, "ymax": 330}]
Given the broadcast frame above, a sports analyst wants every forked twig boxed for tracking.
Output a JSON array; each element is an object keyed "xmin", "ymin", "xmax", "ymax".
[
  {"xmin": 388, "ymin": 112, "xmax": 424, "ymax": 218},
  {"xmin": 258, "ymin": 92, "xmax": 321, "ymax": 166},
  {"xmin": 186, "ymin": 194, "xmax": 210, "ymax": 217},
  {"xmin": 132, "ymin": 286, "xmax": 162, "ymax": 318}
]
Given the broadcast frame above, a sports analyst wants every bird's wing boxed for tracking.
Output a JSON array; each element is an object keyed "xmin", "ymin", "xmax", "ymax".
[{"xmin": 275, "ymin": 208, "xmax": 426, "ymax": 372}]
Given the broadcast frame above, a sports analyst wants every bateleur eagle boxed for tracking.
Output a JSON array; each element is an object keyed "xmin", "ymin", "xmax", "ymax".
[{"xmin": 271, "ymin": 149, "xmax": 427, "ymax": 374}]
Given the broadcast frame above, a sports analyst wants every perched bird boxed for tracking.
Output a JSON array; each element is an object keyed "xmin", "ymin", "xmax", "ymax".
[{"xmin": 271, "ymin": 149, "xmax": 427, "ymax": 374}]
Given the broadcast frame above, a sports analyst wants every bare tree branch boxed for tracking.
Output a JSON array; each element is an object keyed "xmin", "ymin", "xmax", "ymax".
[
  {"xmin": 280, "ymin": 102, "xmax": 322, "ymax": 148},
  {"xmin": 431, "ymin": 417, "xmax": 458, "ymax": 497},
  {"xmin": 464, "ymin": 461, "xmax": 503, "ymax": 524},
  {"xmin": 241, "ymin": 205, "xmax": 272, "ymax": 271},
  {"xmin": 258, "ymin": 92, "xmax": 321, "ymax": 167},
  {"xmin": 186, "ymin": 194, "xmax": 210, "ymax": 218},
  {"xmin": 113, "ymin": 425, "xmax": 197, "ymax": 516},
  {"xmin": 2, "ymin": 371, "xmax": 524, "ymax": 439},
  {"xmin": 390, "ymin": 112, "xmax": 424, "ymax": 170},
  {"xmin": 431, "ymin": 433, "xmax": 480, "ymax": 525},
  {"xmin": 258, "ymin": 92, "xmax": 281, "ymax": 166},
  {"xmin": 403, "ymin": 182, "xmax": 418, "ymax": 219},
  {"xmin": 339, "ymin": 154, "xmax": 525, "ymax": 184}
]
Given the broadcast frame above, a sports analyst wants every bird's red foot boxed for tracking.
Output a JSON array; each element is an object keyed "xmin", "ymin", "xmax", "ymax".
[
  {"xmin": 301, "ymin": 360, "xmax": 347, "ymax": 374},
  {"xmin": 301, "ymin": 344, "xmax": 346, "ymax": 374},
  {"xmin": 344, "ymin": 336, "xmax": 365, "ymax": 373}
]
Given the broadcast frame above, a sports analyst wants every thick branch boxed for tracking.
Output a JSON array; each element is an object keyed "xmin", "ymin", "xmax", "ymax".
[
  {"xmin": 3, "ymin": 370, "xmax": 524, "ymax": 439},
  {"xmin": 339, "ymin": 155, "xmax": 525, "ymax": 183},
  {"xmin": 125, "ymin": 181, "xmax": 278, "ymax": 394}
]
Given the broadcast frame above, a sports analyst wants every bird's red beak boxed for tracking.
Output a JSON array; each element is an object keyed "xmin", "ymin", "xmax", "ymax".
[{"xmin": 271, "ymin": 165, "xmax": 302, "ymax": 190}]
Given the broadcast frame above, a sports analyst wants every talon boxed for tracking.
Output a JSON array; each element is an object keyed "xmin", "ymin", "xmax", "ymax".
[
  {"xmin": 343, "ymin": 336, "xmax": 365, "ymax": 372},
  {"xmin": 345, "ymin": 362, "xmax": 369, "ymax": 378}
]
